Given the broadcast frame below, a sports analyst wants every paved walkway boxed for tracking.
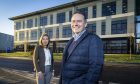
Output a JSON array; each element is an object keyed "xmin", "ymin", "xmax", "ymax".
[
  {"xmin": 0, "ymin": 67, "xmax": 59, "ymax": 84},
  {"xmin": 0, "ymin": 67, "xmax": 122, "ymax": 84},
  {"xmin": 1, "ymin": 56, "xmax": 140, "ymax": 84}
]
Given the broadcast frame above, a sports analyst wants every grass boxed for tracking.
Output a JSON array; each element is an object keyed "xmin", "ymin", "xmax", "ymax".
[
  {"xmin": 53, "ymin": 53, "xmax": 62, "ymax": 62},
  {"xmin": 0, "ymin": 52, "xmax": 31, "ymax": 57},
  {"xmin": 0, "ymin": 52, "xmax": 140, "ymax": 63},
  {"xmin": 104, "ymin": 54, "xmax": 140, "ymax": 63}
]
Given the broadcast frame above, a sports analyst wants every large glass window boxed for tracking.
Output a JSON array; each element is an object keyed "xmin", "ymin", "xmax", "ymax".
[
  {"xmin": 122, "ymin": 0, "xmax": 127, "ymax": 13},
  {"xmin": 35, "ymin": 18, "xmax": 38, "ymax": 27},
  {"xmin": 27, "ymin": 19, "xmax": 33, "ymax": 28},
  {"xmin": 103, "ymin": 39, "xmax": 128, "ymax": 53},
  {"xmin": 19, "ymin": 31, "xmax": 24, "ymax": 41},
  {"xmin": 31, "ymin": 30, "xmax": 37, "ymax": 40},
  {"xmin": 93, "ymin": 6, "xmax": 96, "ymax": 18},
  {"xmin": 63, "ymin": 26, "xmax": 72, "ymax": 38},
  {"xmin": 69, "ymin": 11, "xmax": 72, "ymax": 22},
  {"xmin": 57, "ymin": 12, "xmax": 65, "ymax": 23},
  {"xmin": 136, "ymin": 23, "xmax": 140, "ymax": 39},
  {"xmin": 102, "ymin": 1, "xmax": 116, "ymax": 16},
  {"xmin": 136, "ymin": 16, "xmax": 140, "ymax": 53},
  {"xmin": 77, "ymin": 7, "xmax": 88, "ymax": 19},
  {"xmin": 23, "ymin": 21, "xmax": 25, "ymax": 29},
  {"xmin": 136, "ymin": 16, "xmax": 140, "ymax": 38},
  {"xmin": 102, "ymin": 22, "xmax": 106, "ymax": 35},
  {"xmin": 56, "ymin": 28, "xmax": 59, "ymax": 38},
  {"xmin": 15, "ymin": 22, "xmax": 21, "ymax": 30},
  {"xmin": 111, "ymin": 19, "xmax": 127, "ymax": 34},
  {"xmin": 50, "ymin": 14, "xmax": 53, "ymax": 24},
  {"xmin": 40, "ymin": 16, "xmax": 47, "ymax": 26},
  {"xmin": 87, "ymin": 23, "xmax": 96, "ymax": 34},
  {"xmin": 45, "ymin": 28, "xmax": 53, "ymax": 38}
]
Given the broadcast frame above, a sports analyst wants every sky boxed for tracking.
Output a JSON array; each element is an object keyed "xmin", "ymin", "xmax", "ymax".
[{"xmin": 0, "ymin": 0, "xmax": 75, "ymax": 35}]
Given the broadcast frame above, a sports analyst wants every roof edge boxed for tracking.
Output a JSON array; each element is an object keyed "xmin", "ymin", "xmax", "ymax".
[{"xmin": 9, "ymin": 0, "xmax": 94, "ymax": 20}]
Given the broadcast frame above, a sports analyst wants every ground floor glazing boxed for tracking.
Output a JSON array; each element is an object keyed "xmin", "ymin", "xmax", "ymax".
[{"xmin": 14, "ymin": 37, "xmax": 135, "ymax": 54}]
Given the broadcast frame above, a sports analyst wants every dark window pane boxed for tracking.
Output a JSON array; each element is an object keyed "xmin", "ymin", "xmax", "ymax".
[
  {"xmin": 27, "ymin": 19, "xmax": 33, "ymax": 28},
  {"xmin": 19, "ymin": 31, "xmax": 24, "ymax": 41},
  {"xmin": 35, "ymin": 18, "xmax": 38, "ymax": 27},
  {"xmin": 50, "ymin": 15, "xmax": 53, "ymax": 24},
  {"xmin": 122, "ymin": 0, "xmax": 128, "ymax": 13},
  {"xmin": 93, "ymin": 6, "xmax": 96, "ymax": 18},
  {"xmin": 69, "ymin": 11, "xmax": 72, "ymax": 22},
  {"xmin": 56, "ymin": 28, "xmax": 59, "ymax": 38},
  {"xmin": 87, "ymin": 23, "xmax": 96, "ymax": 34},
  {"xmin": 40, "ymin": 16, "xmax": 47, "ymax": 26},
  {"xmin": 45, "ymin": 28, "xmax": 53, "ymax": 38},
  {"xmin": 31, "ymin": 30, "xmax": 37, "ymax": 40},
  {"xmin": 57, "ymin": 12, "xmax": 65, "ymax": 23},
  {"xmin": 62, "ymin": 26, "xmax": 72, "ymax": 38},
  {"xmin": 102, "ymin": 1, "xmax": 116, "ymax": 16},
  {"xmin": 103, "ymin": 39, "xmax": 128, "ymax": 54},
  {"xmin": 102, "ymin": 22, "xmax": 106, "ymax": 35},
  {"xmin": 77, "ymin": 7, "xmax": 88, "ymax": 19},
  {"xmin": 23, "ymin": 21, "xmax": 25, "ymax": 28},
  {"xmin": 16, "ymin": 22, "xmax": 21, "ymax": 30},
  {"xmin": 111, "ymin": 19, "xmax": 127, "ymax": 34}
]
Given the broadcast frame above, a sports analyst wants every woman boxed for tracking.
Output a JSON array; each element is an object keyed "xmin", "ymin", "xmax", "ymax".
[{"xmin": 33, "ymin": 33, "xmax": 54, "ymax": 84}]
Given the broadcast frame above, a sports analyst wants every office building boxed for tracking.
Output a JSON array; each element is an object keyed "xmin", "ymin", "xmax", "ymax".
[
  {"xmin": 9, "ymin": 0, "xmax": 140, "ymax": 53},
  {"xmin": 0, "ymin": 32, "xmax": 14, "ymax": 52}
]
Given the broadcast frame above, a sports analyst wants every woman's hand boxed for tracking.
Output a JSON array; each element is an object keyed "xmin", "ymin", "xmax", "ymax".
[{"xmin": 38, "ymin": 71, "xmax": 44, "ymax": 79}]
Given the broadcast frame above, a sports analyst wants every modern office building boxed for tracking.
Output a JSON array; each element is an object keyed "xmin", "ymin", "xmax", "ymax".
[
  {"xmin": 0, "ymin": 32, "xmax": 14, "ymax": 52},
  {"xmin": 9, "ymin": 0, "xmax": 140, "ymax": 53}
]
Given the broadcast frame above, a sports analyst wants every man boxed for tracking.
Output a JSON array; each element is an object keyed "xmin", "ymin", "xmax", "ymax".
[{"xmin": 59, "ymin": 11, "xmax": 104, "ymax": 84}]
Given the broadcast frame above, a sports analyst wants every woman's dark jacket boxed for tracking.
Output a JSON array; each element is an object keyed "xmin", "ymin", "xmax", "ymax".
[{"xmin": 33, "ymin": 45, "xmax": 54, "ymax": 73}]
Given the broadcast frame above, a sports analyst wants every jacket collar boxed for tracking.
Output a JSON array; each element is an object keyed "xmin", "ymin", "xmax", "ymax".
[{"xmin": 65, "ymin": 30, "xmax": 89, "ymax": 61}]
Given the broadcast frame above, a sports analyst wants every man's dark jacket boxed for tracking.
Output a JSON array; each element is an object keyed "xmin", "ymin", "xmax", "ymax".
[{"xmin": 59, "ymin": 30, "xmax": 104, "ymax": 84}]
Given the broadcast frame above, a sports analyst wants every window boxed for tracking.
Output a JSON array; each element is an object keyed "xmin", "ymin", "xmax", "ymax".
[
  {"xmin": 63, "ymin": 26, "xmax": 72, "ymax": 38},
  {"xmin": 23, "ymin": 21, "xmax": 25, "ymax": 28},
  {"xmin": 111, "ymin": 19, "xmax": 127, "ymax": 34},
  {"xmin": 50, "ymin": 15, "xmax": 53, "ymax": 24},
  {"xmin": 103, "ymin": 39, "xmax": 128, "ymax": 53},
  {"xmin": 19, "ymin": 31, "xmax": 24, "ymax": 41},
  {"xmin": 56, "ymin": 28, "xmax": 59, "ymax": 38},
  {"xmin": 45, "ymin": 28, "xmax": 53, "ymax": 38},
  {"xmin": 69, "ymin": 11, "xmax": 72, "ymax": 22},
  {"xmin": 136, "ymin": 23, "xmax": 140, "ymax": 38},
  {"xmin": 40, "ymin": 16, "xmax": 47, "ymax": 26},
  {"xmin": 57, "ymin": 12, "xmax": 65, "ymax": 23},
  {"xmin": 102, "ymin": 1, "xmax": 116, "ymax": 16},
  {"xmin": 31, "ymin": 30, "xmax": 37, "ymax": 40},
  {"xmin": 93, "ymin": 6, "xmax": 96, "ymax": 18},
  {"xmin": 27, "ymin": 19, "xmax": 33, "ymax": 28},
  {"xmin": 87, "ymin": 23, "xmax": 96, "ymax": 34},
  {"xmin": 122, "ymin": 0, "xmax": 127, "ymax": 13},
  {"xmin": 39, "ymin": 29, "xmax": 42, "ymax": 38},
  {"xmin": 15, "ymin": 22, "xmax": 21, "ymax": 30},
  {"xmin": 136, "ymin": 16, "xmax": 140, "ymax": 39},
  {"xmin": 35, "ymin": 18, "xmax": 38, "ymax": 27},
  {"xmin": 102, "ymin": 22, "xmax": 106, "ymax": 35},
  {"xmin": 77, "ymin": 7, "xmax": 88, "ymax": 19}
]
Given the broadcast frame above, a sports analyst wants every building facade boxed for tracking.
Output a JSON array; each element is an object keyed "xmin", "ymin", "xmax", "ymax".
[
  {"xmin": 10, "ymin": 0, "xmax": 139, "ymax": 53},
  {"xmin": 0, "ymin": 32, "xmax": 14, "ymax": 52}
]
